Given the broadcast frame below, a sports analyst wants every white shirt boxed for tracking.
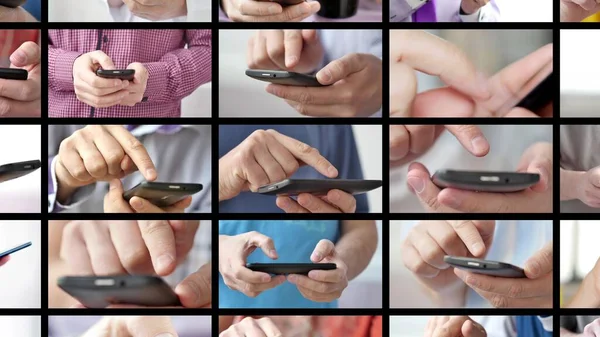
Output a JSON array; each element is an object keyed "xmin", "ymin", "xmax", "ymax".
[{"xmin": 100, "ymin": 0, "xmax": 210, "ymax": 22}]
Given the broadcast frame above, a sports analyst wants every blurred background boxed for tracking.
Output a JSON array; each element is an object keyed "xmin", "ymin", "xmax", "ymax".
[
  {"xmin": 2, "ymin": 316, "xmax": 40, "ymax": 337},
  {"xmin": 561, "ymin": 220, "xmax": 598, "ymax": 306},
  {"xmin": 560, "ymin": 30, "xmax": 600, "ymax": 117},
  {"xmin": 418, "ymin": 30, "xmax": 552, "ymax": 92},
  {"xmin": 498, "ymin": 0, "xmax": 552, "ymax": 22},
  {"xmin": 0, "ymin": 221, "xmax": 40, "ymax": 308},
  {"xmin": 353, "ymin": 125, "xmax": 383, "ymax": 213},
  {"xmin": 0, "ymin": 125, "xmax": 40, "ymax": 213}
]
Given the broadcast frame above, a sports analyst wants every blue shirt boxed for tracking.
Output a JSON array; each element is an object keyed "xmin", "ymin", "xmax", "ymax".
[
  {"xmin": 218, "ymin": 125, "xmax": 368, "ymax": 213},
  {"xmin": 516, "ymin": 316, "xmax": 552, "ymax": 337},
  {"xmin": 22, "ymin": 0, "xmax": 41, "ymax": 21},
  {"xmin": 219, "ymin": 220, "xmax": 341, "ymax": 308}
]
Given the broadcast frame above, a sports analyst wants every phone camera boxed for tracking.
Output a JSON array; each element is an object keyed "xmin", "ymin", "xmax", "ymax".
[
  {"xmin": 119, "ymin": 281, "xmax": 126, "ymax": 287},
  {"xmin": 504, "ymin": 178, "xmax": 510, "ymax": 183},
  {"xmin": 482, "ymin": 264, "xmax": 487, "ymax": 268}
]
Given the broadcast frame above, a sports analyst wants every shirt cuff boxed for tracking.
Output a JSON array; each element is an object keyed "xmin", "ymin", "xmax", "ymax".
[
  {"xmin": 538, "ymin": 316, "xmax": 553, "ymax": 332},
  {"xmin": 142, "ymin": 62, "xmax": 170, "ymax": 102},
  {"xmin": 48, "ymin": 156, "xmax": 95, "ymax": 213},
  {"xmin": 459, "ymin": 8, "xmax": 481, "ymax": 22},
  {"xmin": 49, "ymin": 50, "xmax": 82, "ymax": 92}
]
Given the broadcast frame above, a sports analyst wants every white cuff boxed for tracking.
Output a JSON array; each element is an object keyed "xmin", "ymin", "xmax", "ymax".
[
  {"xmin": 49, "ymin": 157, "xmax": 96, "ymax": 212},
  {"xmin": 459, "ymin": 8, "xmax": 481, "ymax": 22},
  {"xmin": 538, "ymin": 316, "xmax": 553, "ymax": 332}
]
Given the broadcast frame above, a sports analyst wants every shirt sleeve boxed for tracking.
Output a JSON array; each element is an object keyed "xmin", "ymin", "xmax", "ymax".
[
  {"xmin": 48, "ymin": 37, "xmax": 81, "ymax": 93},
  {"xmin": 336, "ymin": 125, "xmax": 369, "ymax": 213},
  {"xmin": 142, "ymin": 29, "xmax": 212, "ymax": 103}
]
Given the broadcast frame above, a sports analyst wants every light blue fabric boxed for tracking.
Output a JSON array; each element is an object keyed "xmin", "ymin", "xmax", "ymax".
[{"xmin": 219, "ymin": 220, "xmax": 341, "ymax": 308}]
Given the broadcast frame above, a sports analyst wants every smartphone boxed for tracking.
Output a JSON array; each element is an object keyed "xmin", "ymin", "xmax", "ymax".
[
  {"xmin": 246, "ymin": 263, "xmax": 336, "ymax": 275},
  {"xmin": 0, "ymin": 160, "xmax": 41, "ymax": 183},
  {"xmin": 122, "ymin": 181, "xmax": 203, "ymax": 207},
  {"xmin": 246, "ymin": 69, "xmax": 324, "ymax": 87},
  {"xmin": 0, "ymin": 241, "xmax": 31, "ymax": 258},
  {"xmin": 0, "ymin": 0, "xmax": 26, "ymax": 8},
  {"xmin": 96, "ymin": 69, "xmax": 135, "ymax": 81},
  {"xmin": 497, "ymin": 61, "xmax": 553, "ymax": 116},
  {"xmin": 444, "ymin": 256, "xmax": 526, "ymax": 278},
  {"xmin": 257, "ymin": 179, "xmax": 383, "ymax": 196},
  {"xmin": 57, "ymin": 275, "xmax": 180, "ymax": 308},
  {"xmin": 0, "ymin": 68, "xmax": 28, "ymax": 81},
  {"xmin": 257, "ymin": 0, "xmax": 305, "ymax": 5},
  {"xmin": 432, "ymin": 170, "xmax": 539, "ymax": 193}
]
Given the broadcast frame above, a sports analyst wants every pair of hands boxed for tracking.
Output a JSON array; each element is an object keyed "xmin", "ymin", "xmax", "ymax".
[
  {"xmin": 393, "ymin": 125, "xmax": 553, "ymax": 213},
  {"xmin": 72, "ymin": 51, "xmax": 148, "ymax": 109},
  {"xmin": 0, "ymin": 41, "xmax": 41, "ymax": 116},
  {"xmin": 83, "ymin": 316, "xmax": 179, "ymax": 337},
  {"xmin": 424, "ymin": 316, "xmax": 487, "ymax": 337},
  {"xmin": 560, "ymin": 165, "xmax": 600, "ymax": 208},
  {"xmin": 221, "ymin": 317, "xmax": 281, "ymax": 337},
  {"xmin": 247, "ymin": 30, "xmax": 382, "ymax": 117},
  {"xmin": 561, "ymin": 0, "xmax": 600, "ymax": 22},
  {"xmin": 403, "ymin": 220, "xmax": 553, "ymax": 308},
  {"xmin": 219, "ymin": 129, "xmax": 357, "ymax": 213},
  {"xmin": 112, "ymin": 0, "xmax": 187, "ymax": 21},
  {"xmin": 219, "ymin": 232, "xmax": 348, "ymax": 302},
  {"xmin": 460, "ymin": 0, "xmax": 491, "ymax": 14},
  {"xmin": 55, "ymin": 125, "xmax": 192, "ymax": 213},
  {"xmin": 390, "ymin": 30, "xmax": 553, "ymax": 118},
  {"xmin": 61, "ymin": 220, "xmax": 211, "ymax": 308}
]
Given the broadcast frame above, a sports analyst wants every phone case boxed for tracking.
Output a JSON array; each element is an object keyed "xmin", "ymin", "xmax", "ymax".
[
  {"xmin": 96, "ymin": 69, "xmax": 135, "ymax": 81},
  {"xmin": 432, "ymin": 170, "xmax": 539, "ymax": 193},
  {"xmin": 0, "ymin": 241, "xmax": 31, "ymax": 258},
  {"xmin": 57, "ymin": 275, "xmax": 181, "ymax": 308},
  {"xmin": 0, "ymin": 68, "xmax": 28, "ymax": 80},
  {"xmin": 257, "ymin": 179, "xmax": 382, "ymax": 196},
  {"xmin": 122, "ymin": 181, "xmax": 203, "ymax": 207},
  {"xmin": 444, "ymin": 256, "xmax": 526, "ymax": 278},
  {"xmin": 0, "ymin": 160, "xmax": 41, "ymax": 183},
  {"xmin": 245, "ymin": 69, "xmax": 323, "ymax": 87},
  {"xmin": 0, "ymin": 0, "xmax": 26, "ymax": 8},
  {"xmin": 246, "ymin": 263, "xmax": 336, "ymax": 275}
]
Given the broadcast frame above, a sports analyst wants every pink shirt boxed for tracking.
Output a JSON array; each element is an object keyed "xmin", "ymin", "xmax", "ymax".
[{"xmin": 48, "ymin": 29, "xmax": 212, "ymax": 118}]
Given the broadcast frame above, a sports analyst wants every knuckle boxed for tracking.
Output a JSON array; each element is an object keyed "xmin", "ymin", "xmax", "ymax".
[
  {"xmin": 141, "ymin": 220, "xmax": 169, "ymax": 235},
  {"xmin": 71, "ymin": 165, "xmax": 89, "ymax": 180},
  {"xmin": 507, "ymin": 283, "xmax": 524, "ymax": 298},
  {"xmin": 125, "ymin": 137, "xmax": 145, "ymax": 152},
  {"xmin": 296, "ymin": 142, "xmax": 317, "ymax": 155},
  {"xmin": 490, "ymin": 295, "xmax": 509, "ymax": 308},
  {"xmin": 104, "ymin": 149, "xmax": 124, "ymax": 166},
  {"xmin": 0, "ymin": 99, "xmax": 11, "ymax": 115},
  {"xmin": 267, "ymin": 44, "xmax": 285, "ymax": 59},
  {"xmin": 421, "ymin": 246, "xmax": 441, "ymax": 264},
  {"xmin": 297, "ymin": 92, "xmax": 313, "ymax": 104}
]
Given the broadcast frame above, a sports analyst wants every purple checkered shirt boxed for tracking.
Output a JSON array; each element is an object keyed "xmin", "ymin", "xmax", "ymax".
[{"xmin": 48, "ymin": 29, "xmax": 212, "ymax": 118}]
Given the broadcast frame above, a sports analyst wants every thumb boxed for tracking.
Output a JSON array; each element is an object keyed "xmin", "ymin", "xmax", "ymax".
[
  {"xmin": 311, "ymin": 239, "xmax": 335, "ymax": 262},
  {"xmin": 316, "ymin": 53, "xmax": 365, "ymax": 85},
  {"xmin": 176, "ymin": 263, "xmax": 211, "ymax": 308},
  {"xmin": 524, "ymin": 156, "xmax": 552, "ymax": 193},
  {"xmin": 444, "ymin": 125, "xmax": 490, "ymax": 157},
  {"xmin": 9, "ymin": 41, "xmax": 40, "ymax": 67},
  {"xmin": 90, "ymin": 50, "xmax": 115, "ymax": 70},
  {"xmin": 448, "ymin": 221, "xmax": 488, "ymax": 257},
  {"xmin": 524, "ymin": 241, "xmax": 553, "ymax": 279},
  {"xmin": 125, "ymin": 316, "xmax": 178, "ymax": 337},
  {"xmin": 462, "ymin": 319, "xmax": 487, "ymax": 337},
  {"xmin": 302, "ymin": 29, "xmax": 319, "ymax": 44},
  {"xmin": 104, "ymin": 179, "xmax": 133, "ymax": 213},
  {"xmin": 245, "ymin": 232, "xmax": 278, "ymax": 259},
  {"xmin": 473, "ymin": 220, "xmax": 495, "ymax": 251}
]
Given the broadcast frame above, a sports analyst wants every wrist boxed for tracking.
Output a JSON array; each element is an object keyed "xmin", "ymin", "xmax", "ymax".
[
  {"xmin": 569, "ymin": 273, "xmax": 600, "ymax": 308},
  {"xmin": 560, "ymin": 168, "xmax": 585, "ymax": 201}
]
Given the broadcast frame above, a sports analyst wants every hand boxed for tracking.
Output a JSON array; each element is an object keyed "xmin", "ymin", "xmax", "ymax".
[
  {"xmin": 119, "ymin": 62, "xmax": 148, "ymax": 107},
  {"xmin": 582, "ymin": 318, "xmax": 600, "ymax": 336},
  {"xmin": 0, "ymin": 5, "xmax": 37, "ymax": 22},
  {"xmin": 60, "ymin": 220, "xmax": 199, "ymax": 276},
  {"xmin": 390, "ymin": 125, "xmax": 489, "ymax": 166},
  {"xmin": 266, "ymin": 53, "xmax": 382, "ymax": 117},
  {"xmin": 567, "ymin": 257, "xmax": 600, "ymax": 307},
  {"xmin": 123, "ymin": 0, "xmax": 187, "ymax": 20},
  {"xmin": 220, "ymin": 317, "xmax": 282, "ymax": 337},
  {"xmin": 453, "ymin": 241, "xmax": 553, "ymax": 308},
  {"xmin": 424, "ymin": 316, "xmax": 486, "ymax": 337},
  {"xmin": 0, "ymin": 255, "xmax": 9, "ymax": 267},
  {"xmin": 402, "ymin": 220, "xmax": 495, "ymax": 293},
  {"xmin": 219, "ymin": 232, "xmax": 286, "ymax": 297},
  {"xmin": 82, "ymin": 316, "xmax": 178, "ymax": 337},
  {"xmin": 104, "ymin": 179, "xmax": 193, "ymax": 213},
  {"xmin": 287, "ymin": 239, "xmax": 348, "ymax": 302},
  {"xmin": 460, "ymin": 0, "xmax": 490, "ymax": 14},
  {"xmin": 0, "ymin": 41, "xmax": 41, "ymax": 117},
  {"xmin": 407, "ymin": 142, "xmax": 552, "ymax": 213},
  {"xmin": 218, "ymin": 129, "xmax": 338, "ymax": 201},
  {"xmin": 561, "ymin": 0, "xmax": 600, "ymax": 22},
  {"xmin": 223, "ymin": 0, "xmax": 320, "ymax": 22},
  {"xmin": 54, "ymin": 125, "xmax": 157, "ymax": 203},
  {"xmin": 73, "ymin": 51, "xmax": 130, "ymax": 108},
  {"xmin": 276, "ymin": 189, "xmax": 357, "ymax": 213},
  {"xmin": 247, "ymin": 30, "xmax": 324, "ymax": 73},
  {"xmin": 566, "ymin": 166, "xmax": 600, "ymax": 208}
]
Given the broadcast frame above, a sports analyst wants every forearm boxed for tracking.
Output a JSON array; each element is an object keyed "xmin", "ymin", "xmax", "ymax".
[
  {"xmin": 338, "ymin": 220, "xmax": 377, "ymax": 280},
  {"xmin": 48, "ymin": 45, "xmax": 80, "ymax": 92},
  {"xmin": 566, "ymin": 276, "xmax": 600, "ymax": 308},
  {"xmin": 561, "ymin": 168, "xmax": 584, "ymax": 201}
]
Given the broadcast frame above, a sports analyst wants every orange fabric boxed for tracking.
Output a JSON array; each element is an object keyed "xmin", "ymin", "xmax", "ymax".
[{"xmin": 0, "ymin": 30, "xmax": 39, "ymax": 67}]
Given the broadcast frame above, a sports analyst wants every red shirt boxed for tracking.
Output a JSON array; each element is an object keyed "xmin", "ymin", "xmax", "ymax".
[
  {"xmin": 0, "ymin": 30, "xmax": 39, "ymax": 67},
  {"xmin": 48, "ymin": 29, "xmax": 211, "ymax": 118}
]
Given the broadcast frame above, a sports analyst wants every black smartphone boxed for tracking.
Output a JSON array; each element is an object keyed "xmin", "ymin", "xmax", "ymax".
[
  {"xmin": 257, "ymin": 179, "xmax": 383, "ymax": 196},
  {"xmin": 432, "ymin": 170, "xmax": 539, "ymax": 193},
  {"xmin": 257, "ymin": 0, "xmax": 305, "ymax": 5},
  {"xmin": 444, "ymin": 256, "xmax": 526, "ymax": 278},
  {"xmin": 0, "ymin": 0, "xmax": 26, "ymax": 8},
  {"xmin": 246, "ymin": 69, "xmax": 324, "ymax": 87},
  {"xmin": 57, "ymin": 275, "xmax": 180, "ymax": 308},
  {"xmin": 123, "ymin": 181, "xmax": 203, "ymax": 207},
  {"xmin": 0, "ymin": 159, "xmax": 41, "ymax": 183},
  {"xmin": 246, "ymin": 263, "xmax": 336, "ymax": 275},
  {"xmin": 0, "ymin": 241, "xmax": 31, "ymax": 258},
  {"xmin": 497, "ymin": 62, "xmax": 553, "ymax": 115},
  {"xmin": 0, "ymin": 68, "xmax": 28, "ymax": 80},
  {"xmin": 96, "ymin": 69, "xmax": 135, "ymax": 81}
]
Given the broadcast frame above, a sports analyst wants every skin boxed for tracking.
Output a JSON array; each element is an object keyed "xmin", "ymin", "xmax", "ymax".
[
  {"xmin": 48, "ymin": 220, "xmax": 211, "ymax": 308},
  {"xmin": 560, "ymin": 166, "xmax": 600, "ymax": 208},
  {"xmin": 220, "ymin": 317, "xmax": 281, "ymax": 337},
  {"xmin": 122, "ymin": 0, "xmax": 188, "ymax": 20},
  {"xmin": 567, "ymin": 258, "xmax": 600, "ymax": 307},
  {"xmin": 560, "ymin": 318, "xmax": 600, "ymax": 336},
  {"xmin": 222, "ymin": 0, "xmax": 320, "ymax": 22},
  {"xmin": 0, "ymin": 41, "xmax": 41, "ymax": 117},
  {"xmin": 0, "ymin": 5, "xmax": 36, "ymax": 22},
  {"xmin": 425, "ymin": 316, "xmax": 486, "ymax": 337},
  {"xmin": 561, "ymin": 0, "xmax": 600, "ymax": 22},
  {"xmin": 119, "ymin": 62, "xmax": 148, "ymax": 106},
  {"xmin": 460, "ymin": 0, "xmax": 490, "ymax": 14},
  {"xmin": 218, "ymin": 220, "xmax": 377, "ymax": 301},
  {"xmin": 389, "ymin": 30, "xmax": 553, "ymax": 118},
  {"xmin": 81, "ymin": 316, "xmax": 178, "ymax": 337}
]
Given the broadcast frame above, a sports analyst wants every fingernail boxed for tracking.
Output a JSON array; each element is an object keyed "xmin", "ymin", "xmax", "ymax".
[
  {"xmin": 407, "ymin": 177, "xmax": 425, "ymax": 194},
  {"xmin": 471, "ymin": 135, "xmax": 487, "ymax": 154},
  {"xmin": 262, "ymin": 274, "xmax": 271, "ymax": 282},
  {"xmin": 299, "ymin": 3, "xmax": 308, "ymax": 14},
  {"xmin": 279, "ymin": 197, "xmax": 289, "ymax": 208},
  {"xmin": 328, "ymin": 190, "xmax": 339, "ymax": 201},
  {"xmin": 269, "ymin": 249, "xmax": 278, "ymax": 257},
  {"xmin": 155, "ymin": 334, "xmax": 174, "ymax": 337},
  {"xmin": 131, "ymin": 198, "xmax": 143, "ymax": 209},
  {"xmin": 109, "ymin": 180, "xmax": 119, "ymax": 190},
  {"xmin": 146, "ymin": 168, "xmax": 156, "ymax": 179},
  {"xmin": 321, "ymin": 69, "xmax": 332, "ymax": 82},
  {"xmin": 526, "ymin": 260, "xmax": 541, "ymax": 277},
  {"xmin": 286, "ymin": 55, "xmax": 298, "ymax": 66},
  {"xmin": 312, "ymin": 252, "xmax": 322, "ymax": 261},
  {"xmin": 156, "ymin": 254, "xmax": 174, "ymax": 272},
  {"xmin": 11, "ymin": 50, "xmax": 26, "ymax": 64},
  {"xmin": 327, "ymin": 166, "xmax": 338, "ymax": 177},
  {"xmin": 268, "ymin": 5, "xmax": 279, "ymax": 14},
  {"xmin": 288, "ymin": 275, "xmax": 297, "ymax": 283},
  {"xmin": 471, "ymin": 243, "xmax": 484, "ymax": 256}
]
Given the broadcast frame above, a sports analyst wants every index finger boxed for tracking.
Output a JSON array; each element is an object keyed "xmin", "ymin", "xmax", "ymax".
[
  {"xmin": 10, "ymin": 41, "xmax": 40, "ymax": 67},
  {"xmin": 138, "ymin": 220, "xmax": 177, "ymax": 276},
  {"xmin": 284, "ymin": 30, "xmax": 303, "ymax": 68},
  {"xmin": 266, "ymin": 129, "xmax": 338, "ymax": 178},
  {"xmin": 444, "ymin": 125, "xmax": 489, "ymax": 157},
  {"xmin": 105, "ymin": 125, "xmax": 157, "ymax": 181},
  {"xmin": 307, "ymin": 267, "xmax": 345, "ymax": 283},
  {"xmin": 125, "ymin": 316, "xmax": 179, "ymax": 337},
  {"xmin": 524, "ymin": 241, "xmax": 553, "ymax": 279},
  {"xmin": 390, "ymin": 30, "xmax": 490, "ymax": 100},
  {"xmin": 433, "ymin": 317, "xmax": 468, "ymax": 337},
  {"xmin": 448, "ymin": 220, "xmax": 486, "ymax": 257}
]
